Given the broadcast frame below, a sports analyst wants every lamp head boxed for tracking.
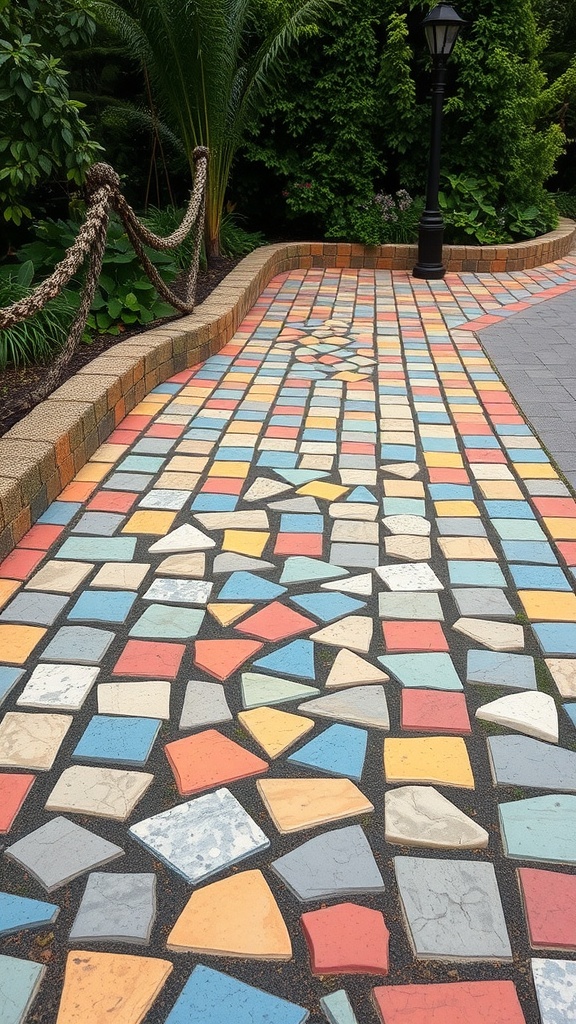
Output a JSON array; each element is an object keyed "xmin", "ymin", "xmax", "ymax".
[{"xmin": 422, "ymin": 4, "xmax": 466, "ymax": 60}]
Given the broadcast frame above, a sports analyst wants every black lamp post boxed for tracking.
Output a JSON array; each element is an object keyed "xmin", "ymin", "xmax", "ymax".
[{"xmin": 412, "ymin": 4, "xmax": 466, "ymax": 280}]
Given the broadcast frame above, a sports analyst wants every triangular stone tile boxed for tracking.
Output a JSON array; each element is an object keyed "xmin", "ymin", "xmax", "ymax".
[
  {"xmin": 385, "ymin": 785, "xmax": 489, "ymax": 849},
  {"xmin": 56, "ymin": 950, "xmax": 172, "ymax": 1023},
  {"xmin": 382, "ymin": 463, "xmax": 420, "ymax": 479},
  {"xmin": 243, "ymin": 479, "xmax": 292, "ymax": 502},
  {"xmin": 346, "ymin": 486, "xmax": 378, "ymax": 503},
  {"xmin": 194, "ymin": 640, "xmax": 263, "ymax": 680},
  {"xmin": 162, "ymin": 964, "xmax": 308, "ymax": 1024},
  {"xmin": 207, "ymin": 603, "xmax": 253, "ymax": 627},
  {"xmin": 0, "ymin": 892, "xmax": 59, "ymax": 936},
  {"xmin": 241, "ymin": 672, "xmax": 319, "ymax": 709},
  {"xmin": 322, "ymin": 573, "xmax": 373, "ymax": 596},
  {"xmin": 320, "ymin": 990, "xmax": 359, "ymax": 1024},
  {"xmin": 254, "ymin": 640, "xmax": 316, "ymax": 680},
  {"xmin": 212, "ymin": 554, "xmax": 275, "ymax": 574},
  {"xmin": 380, "ymin": 653, "xmax": 462, "ymax": 691},
  {"xmin": 167, "ymin": 869, "xmax": 291, "ymax": 959},
  {"xmin": 235, "ymin": 602, "xmax": 315, "ymax": 642},
  {"xmin": 453, "ymin": 617, "xmax": 524, "ymax": 652},
  {"xmin": 272, "ymin": 825, "xmax": 384, "ymax": 901},
  {"xmin": 476, "ymin": 691, "xmax": 558, "ymax": 743},
  {"xmin": 257, "ymin": 777, "xmax": 373, "ymax": 833},
  {"xmin": 311, "ymin": 616, "xmax": 373, "ymax": 653},
  {"xmin": 148, "ymin": 525, "xmax": 215, "ymax": 553},
  {"xmin": 217, "ymin": 573, "xmax": 286, "ymax": 602},
  {"xmin": 298, "ymin": 686, "xmax": 390, "ymax": 730},
  {"xmin": 239, "ymin": 706, "xmax": 315, "ymax": 758},
  {"xmin": 274, "ymin": 469, "xmax": 330, "ymax": 485},
  {"xmin": 280, "ymin": 557, "xmax": 348, "ymax": 586},
  {"xmin": 267, "ymin": 497, "xmax": 321, "ymax": 514},
  {"xmin": 326, "ymin": 649, "xmax": 388, "ymax": 689},
  {"xmin": 179, "ymin": 680, "xmax": 232, "ymax": 730},
  {"xmin": 287, "ymin": 723, "xmax": 367, "ymax": 781},
  {"xmin": 290, "ymin": 592, "xmax": 366, "ymax": 623}
]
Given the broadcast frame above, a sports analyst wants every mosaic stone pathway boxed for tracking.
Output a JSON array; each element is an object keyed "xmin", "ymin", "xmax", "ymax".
[{"xmin": 2, "ymin": 256, "xmax": 576, "ymax": 1023}]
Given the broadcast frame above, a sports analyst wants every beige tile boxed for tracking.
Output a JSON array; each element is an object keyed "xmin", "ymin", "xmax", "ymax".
[
  {"xmin": 26, "ymin": 561, "xmax": 93, "ymax": 593},
  {"xmin": 90, "ymin": 563, "xmax": 150, "ymax": 590}
]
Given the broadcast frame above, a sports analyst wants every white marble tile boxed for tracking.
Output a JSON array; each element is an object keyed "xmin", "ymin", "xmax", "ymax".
[
  {"xmin": 377, "ymin": 563, "xmax": 443, "ymax": 592},
  {"xmin": 143, "ymin": 578, "xmax": 212, "ymax": 605},
  {"xmin": 16, "ymin": 664, "xmax": 99, "ymax": 710}
]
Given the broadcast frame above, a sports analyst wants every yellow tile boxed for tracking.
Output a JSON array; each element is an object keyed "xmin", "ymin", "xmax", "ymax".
[
  {"xmin": 384, "ymin": 737, "xmax": 474, "ymax": 788},
  {"xmin": 227, "ymin": 421, "xmax": 263, "ymax": 434},
  {"xmin": 257, "ymin": 777, "xmax": 373, "ymax": 833},
  {"xmin": 306, "ymin": 416, "xmax": 337, "ymax": 429},
  {"xmin": 543, "ymin": 517, "xmax": 576, "ymax": 540},
  {"xmin": 122, "ymin": 511, "xmax": 177, "ymax": 535},
  {"xmin": 239, "ymin": 707, "xmax": 314, "ymax": 759},
  {"xmin": 333, "ymin": 371, "xmax": 370, "ymax": 382},
  {"xmin": 91, "ymin": 444, "xmax": 128, "ymax": 463},
  {"xmin": 437, "ymin": 536, "xmax": 497, "ymax": 560},
  {"xmin": 131, "ymin": 402, "xmax": 166, "ymax": 416},
  {"xmin": 166, "ymin": 456, "xmax": 208, "ymax": 473},
  {"xmin": 223, "ymin": 530, "xmax": 270, "ymax": 557},
  {"xmin": 434, "ymin": 500, "xmax": 481, "ymax": 518},
  {"xmin": 223, "ymin": 373, "xmax": 253, "ymax": 384},
  {"xmin": 297, "ymin": 481, "xmax": 349, "ymax": 501},
  {"xmin": 74, "ymin": 462, "xmax": 113, "ymax": 483},
  {"xmin": 476, "ymin": 381, "xmax": 506, "ymax": 391},
  {"xmin": 383, "ymin": 481, "xmax": 426, "ymax": 498},
  {"xmin": 519, "ymin": 590, "xmax": 576, "ymax": 622},
  {"xmin": 208, "ymin": 462, "xmax": 250, "ymax": 479},
  {"xmin": 167, "ymin": 870, "xmax": 292, "ymax": 959},
  {"xmin": 56, "ymin": 950, "xmax": 173, "ymax": 1024},
  {"xmin": 514, "ymin": 463, "xmax": 558, "ymax": 479},
  {"xmin": 208, "ymin": 603, "xmax": 254, "ymax": 627},
  {"xmin": 0, "ymin": 624, "xmax": 46, "ymax": 665},
  {"xmin": 0, "ymin": 579, "xmax": 20, "ymax": 610},
  {"xmin": 478, "ymin": 480, "xmax": 524, "ymax": 500},
  {"xmin": 424, "ymin": 452, "xmax": 464, "ymax": 469}
]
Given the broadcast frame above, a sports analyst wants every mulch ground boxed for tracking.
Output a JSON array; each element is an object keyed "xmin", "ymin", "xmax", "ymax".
[{"xmin": 0, "ymin": 256, "xmax": 240, "ymax": 438}]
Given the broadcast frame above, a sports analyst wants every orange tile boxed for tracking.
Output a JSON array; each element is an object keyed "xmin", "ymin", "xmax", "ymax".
[{"xmin": 165, "ymin": 729, "xmax": 268, "ymax": 796}]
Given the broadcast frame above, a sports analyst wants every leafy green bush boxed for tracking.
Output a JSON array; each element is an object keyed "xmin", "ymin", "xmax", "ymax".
[
  {"xmin": 439, "ymin": 173, "xmax": 555, "ymax": 245},
  {"xmin": 552, "ymin": 191, "xmax": 576, "ymax": 220},
  {"xmin": 17, "ymin": 216, "xmax": 179, "ymax": 335},
  {"xmin": 219, "ymin": 213, "xmax": 265, "ymax": 259},
  {"xmin": 0, "ymin": 261, "xmax": 79, "ymax": 368}
]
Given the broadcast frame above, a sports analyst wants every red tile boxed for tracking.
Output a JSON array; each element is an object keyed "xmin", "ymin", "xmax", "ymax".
[
  {"xmin": 373, "ymin": 980, "xmax": 526, "ymax": 1024},
  {"xmin": 401, "ymin": 690, "xmax": 471, "ymax": 734},
  {"xmin": 169, "ymin": 369, "xmax": 196, "ymax": 383},
  {"xmin": 107, "ymin": 429, "xmax": 141, "ymax": 444},
  {"xmin": 235, "ymin": 602, "xmax": 315, "ymax": 642},
  {"xmin": 165, "ymin": 729, "xmax": 268, "ymax": 796},
  {"xmin": 146, "ymin": 424, "xmax": 186, "ymax": 439},
  {"xmin": 205, "ymin": 400, "xmax": 239, "ymax": 410},
  {"xmin": 87, "ymin": 491, "xmax": 138, "ymax": 513},
  {"xmin": 342, "ymin": 442, "xmax": 375, "ymax": 455},
  {"xmin": 518, "ymin": 867, "xmax": 576, "ymax": 949},
  {"xmin": 194, "ymin": 639, "xmax": 263, "ymax": 680},
  {"xmin": 120, "ymin": 414, "xmax": 154, "ymax": 430},
  {"xmin": 274, "ymin": 533, "xmax": 323, "ymax": 557},
  {"xmin": 201, "ymin": 478, "xmax": 244, "ymax": 495},
  {"xmin": 383, "ymin": 621, "xmax": 449, "ymax": 653},
  {"xmin": 0, "ymin": 773, "xmax": 35, "ymax": 832},
  {"xmin": 465, "ymin": 448, "xmax": 506, "ymax": 463},
  {"xmin": 18, "ymin": 524, "xmax": 64, "ymax": 550},
  {"xmin": 0, "ymin": 548, "xmax": 45, "ymax": 581},
  {"xmin": 113, "ymin": 640, "xmax": 185, "ymax": 680},
  {"xmin": 302, "ymin": 903, "xmax": 389, "ymax": 975},
  {"xmin": 557, "ymin": 542, "xmax": 576, "ymax": 566},
  {"xmin": 427, "ymin": 469, "xmax": 470, "ymax": 484},
  {"xmin": 532, "ymin": 497, "xmax": 576, "ymax": 518},
  {"xmin": 265, "ymin": 427, "xmax": 299, "ymax": 439}
]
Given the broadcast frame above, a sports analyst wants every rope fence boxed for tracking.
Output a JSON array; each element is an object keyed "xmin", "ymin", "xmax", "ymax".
[{"xmin": 0, "ymin": 146, "xmax": 209, "ymax": 407}]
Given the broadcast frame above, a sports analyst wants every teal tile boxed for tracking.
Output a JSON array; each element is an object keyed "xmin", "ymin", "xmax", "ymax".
[
  {"xmin": 280, "ymin": 557, "xmax": 348, "ymax": 586},
  {"xmin": 130, "ymin": 604, "xmax": 205, "ymax": 639},
  {"xmin": 447, "ymin": 561, "xmax": 507, "ymax": 587},
  {"xmin": 0, "ymin": 955, "xmax": 45, "ymax": 1024},
  {"xmin": 499, "ymin": 794, "xmax": 576, "ymax": 863},
  {"xmin": 55, "ymin": 537, "xmax": 137, "ymax": 562},
  {"xmin": 379, "ymin": 653, "xmax": 462, "ymax": 690},
  {"xmin": 0, "ymin": 893, "xmax": 59, "ymax": 937},
  {"xmin": 289, "ymin": 592, "xmax": 365, "ymax": 623}
]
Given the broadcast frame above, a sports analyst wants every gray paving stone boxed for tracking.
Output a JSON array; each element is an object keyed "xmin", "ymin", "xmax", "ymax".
[
  {"xmin": 39, "ymin": 626, "xmax": 115, "ymax": 665},
  {"xmin": 378, "ymin": 592, "xmax": 444, "ymax": 620},
  {"xmin": 212, "ymin": 553, "xmax": 275, "ymax": 574},
  {"xmin": 523, "ymin": 479, "xmax": 571, "ymax": 496},
  {"xmin": 72, "ymin": 513, "xmax": 125, "ymax": 536},
  {"xmin": 487, "ymin": 734, "xmax": 576, "ymax": 791},
  {"xmin": 179, "ymin": 680, "xmax": 232, "ymax": 730},
  {"xmin": 0, "ymin": 592, "xmax": 68, "ymax": 626},
  {"xmin": 5, "ymin": 817, "xmax": 124, "ymax": 892},
  {"xmin": 451, "ymin": 588, "xmax": 515, "ymax": 619},
  {"xmin": 103, "ymin": 472, "xmax": 154, "ymax": 491},
  {"xmin": 330, "ymin": 543, "xmax": 380, "ymax": 568},
  {"xmin": 436, "ymin": 518, "xmax": 487, "ymax": 536},
  {"xmin": 298, "ymin": 686, "xmax": 389, "ymax": 730},
  {"xmin": 394, "ymin": 855, "xmax": 512, "ymax": 960},
  {"xmin": 271, "ymin": 825, "xmax": 384, "ymax": 901},
  {"xmin": 69, "ymin": 872, "xmax": 156, "ymax": 945},
  {"xmin": 466, "ymin": 650, "xmax": 537, "ymax": 689},
  {"xmin": 267, "ymin": 497, "xmax": 321, "ymax": 513}
]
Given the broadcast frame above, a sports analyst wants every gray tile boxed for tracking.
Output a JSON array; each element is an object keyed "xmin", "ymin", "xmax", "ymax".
[
  {"xmin": 0, "ymin": 592, "xmax": 68, "ymax": 626},
  {"xmin": 451, "ymin": 588, "xmax": 515, "ymax": 619},
  {"xmin": 330, "ymin": 543, "xmax": 380, "ymax": 569},
  {"xmin": 40, "ymin": 626, "xmax": 115, "ymax": 665},
  {"xmin": 5, "ymin": 817, "xmax": 124, "ymax": 892},
  {"xmin": 138, "ymin": 490, "xmax": 190, "ymax": 510},
  {"xmin": 69, "ymin": 872, "xmax": 156, "ymax": 944},
  {"xmin": 436, "ymin": 519, "xmax": 487, "ymax": 536},
  {"xmin": 72, "ymin": 513, "xmax": 125, "ymax": 536},
  {"xmin": 103, "ymin": 472, "xmax": 154, "ymax": 492},
  {"xmin": 179, "ymin": 680, "xmax": 232, "ymax": 730},
  {"xmin": 272, "ymin": 825, "xmax": 384, "ymax": 901},
  {"xmin": 487, "ymin": 734, "xmax": 576, "ymax": 791}
]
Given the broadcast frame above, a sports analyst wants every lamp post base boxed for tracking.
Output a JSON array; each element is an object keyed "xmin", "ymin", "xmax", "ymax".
[{"xmin": 412, "ymin": 215, "xmax": 446, "ymax": 280}]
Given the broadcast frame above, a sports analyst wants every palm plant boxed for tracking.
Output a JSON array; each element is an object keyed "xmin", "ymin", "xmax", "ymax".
[{"xmin": 89, "ymin": 0, "xmax": 336, "ymax": 258}]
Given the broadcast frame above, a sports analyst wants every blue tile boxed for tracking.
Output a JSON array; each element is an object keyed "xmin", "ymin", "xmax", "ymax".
[
  {"xmin": 151, "ymin": 382, "xmax": 181, "ymax": 394},
  {"xmin": 191, "ymin": 495, "xmax": 238, "ymax": 512},
  {"xmin": 381, "ymin": 445, "xmax": 416, "ymax": 461},
  {"xmin": 494, "ymin": 424, "xmax": 532, "ymax": 435},
  {"xmin": 379, "ymin": 653, "xmax": 462, "ymax": 690},
  {"xmin": 533, "ymin": 623, "xmax": 576, "ymax": 656},
  {"xmin": 420, "ymin": 438, "xmax": 459, "ymax": 453},
  {"xmin": 55, "ymin": 537, "xmax": 137, "ymax": 562},
  {"xmin": 288, "ymin": 724, "xmax": 367, "ymax": 781},
  {"xmin": 428, "ymin": 485, "xmax": 474, "ymax": 501},
  {"xmin": 447, "ymin": 561, "xmax": 507, "ymax": 587},
  {"xmin": 564, "ymin": 703, "xmax": 576, "ymax": 729},
  {"xmin": 0, "ymin": 667, "xmax": 24, "ymax": 706},
  {"xmin": 501, "ymin": 541, "xmax": 558, "ymax": 564},
  {"xmin": 382, "ymin": 498, "xmax": 426, "ymax": 517},
  {"xmin": 509, "ymin": 565, "xmax": 571, "ymax": 591},
  {"xmin": 185, "ymin": 429, "xmax": 222, "ymax": 442},
  {"xmin": 0, "ymin": 894, "xmax": 59, "ymax": 937},
  {"xmin": 280, "ymin": 514, "xmax": 323, "ymax": 534},
  {"xmin": 0, "ymin": 954, "xmax": 45, "ymax": 1024},
  {"xmin": 346, "ymin": 486, "xmax": 377, "ymax": 503},
  {"xmin": 467, "ymin": 650, "xmax": 537, "ymax": 690},
  {"xmin": 289, "ymin": 591, "xmax": 365, "ymax": 623},
  {"xmin": 214, "ymin": 448, "xmax": 254, "ymax": 461},
  {"xmin": 258, "ymin": 452, "xmax": 299, "ymax": 468},
  {"xmin": 117, "ymin": 455, "xmax": 165, "ymax": 474},
  {"xmin": 462, "ymin": 436, "xmax": 500, "ymax": 449},
  {"xmin": 73, "ymin": 715, "xmax": 161, "ymax": 767},
  {"xmin": 67, "ymin": 590, "xmax": 136, "ymax": 624},
  {"xmin": 509, "ymin": 449, "xmax": 549, "ymax": 463},
  {"xmin": 483, "ymin": 501, "xmax": 535, "ymax": 519},
  {"xmin": 302, "ymin": 429, "xmax": 338, "ymax": 442},
  {"xmin": 493, "ymin": 519, "xmax": 547, "ymax": 541},
  {"xmin": 37, "ymin": 502, "xmax": 81, "ymax": 525},
  {"xmin": 218, "ymin": 572, "xmax": 287, "ymax": 602},
  {"xmin": 417, "ymin": 412, "xmax": 450, "ymax": 424},
  {"xmin": 253, "ymin": 640, "xmax": 316, "ymax": 680}
]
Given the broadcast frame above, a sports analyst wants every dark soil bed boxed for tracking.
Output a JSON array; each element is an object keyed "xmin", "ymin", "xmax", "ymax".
[{"xmin": 0, "ymin": 256, "xmax": 240, "ymax": 438}]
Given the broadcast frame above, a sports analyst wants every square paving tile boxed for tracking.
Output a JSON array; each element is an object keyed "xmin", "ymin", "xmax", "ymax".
[
  {"xmin": 0, "ymin": 955, "xmax": 45, "ymax": 1024},
  {"xmin": 394, "ymin": 856, "xmax": 511, "ymax": 960},
  {"xmin": 372, "ymin": 980, "xmax": 525, "ymax": 1024},
  {"xmin": 532, "ymin": 958, "xmax": 576, "ymax": 1023},
  {"xmin": 487, "ymin": 734, "xmax": 576, "ymax": 791},
  {"xmin": 380, "ymin": 653, "xmax": 462, "ymax": 691},
  {"xmin": 451, "ymin": 588, "xmax": 515, "ymax": 619},
  {"xmin": 98, "ymin": 680, "xmax": 171, "ymax": 720},
  {"xmin": 130, "ymin": 604, "xmax": 205, "ymax": 640},
  {"xmin": 46, "ymin": 764, "xmax": 153, "ymax": 820},
  {"xmin": 383, "ymin": 621, "xmax": 448, "ymax": 653},
  {"xmin": 384, "ymin": 737, "xmax": 474, "ymax": 787},
  {"xmin": 5, "ymin": 815, "xmax": 124, "ymax": 891},
  {"xmin": 301, "ymin": 902, "xmax": 389, "ymax": 975},
  {"xmin": 143, "ymin": 578, "xmax": 212, "ymax": 605},
  {"xmin": 0, "ymin": 773, "xmax": 35, "ymax": 832},
  {"xmin": 518, "ymin": 867, "xmax": 576, "ymax": 950},
  {"xmin": 401, "ymin": 690, "xmax": 471, "ymax": 733},
  {"xmin": 466, "ymin": 650, "xmax": 537, "ymax": 689},
  {"xmin": 0, "ymin": 624, "xmax": 47, "ymax": 665},
  {"xmin": 16, "ymin": 664, "xmax": 99, "ymax": 710},
  {"xmin": 0, "ymin": 591, "xmax": 69, "ymax": 626},
  {"xmin": 90, "ymin": 562, "xmax": 150, "ymax": 590},
  {"xmin": 69, "ymin": 872, "xmax": 156, "ymax": 945},
  {"xmin": 0, "ymin": 711, "xmax": 73, "ymax": 770},
  {"xmin": 25, "ymin": 560, "xmax": 93, "ymax": 593},
  {"xmin": 72, "ymin": 512, "xmax": 125, "ymax": 536},
  {"xmin": 165, "ymin": 729, "xmax": 268, "ymax": 796},
  {"xmin": 73, "ymin": 715, "xmax": 161, "ymax": 767},
  {"xmin": 68, "ymin": 589, "xmax": 136, "ymax": 624},
  {"xmin": 40, "ymin": 625, "xmax": 115, "ymax": 665}
]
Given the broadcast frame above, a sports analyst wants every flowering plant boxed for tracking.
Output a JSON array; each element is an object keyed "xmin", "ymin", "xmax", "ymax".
[{"xmin": 373, "ymin": 189, "xmax": 422, "ymax": 243}]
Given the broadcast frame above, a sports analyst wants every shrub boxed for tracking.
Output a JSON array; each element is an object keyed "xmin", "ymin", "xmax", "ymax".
[{"xmin": 0, "ymin": 261, "xmax": 79, "ymax": 368}]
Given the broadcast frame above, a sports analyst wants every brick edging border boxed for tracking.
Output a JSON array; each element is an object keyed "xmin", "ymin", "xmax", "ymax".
[{"xmin": 1, "ymin": 218, "xmax": 575, "ymax": 556}]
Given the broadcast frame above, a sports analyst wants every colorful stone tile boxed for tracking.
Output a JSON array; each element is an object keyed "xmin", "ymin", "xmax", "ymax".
[
  {"xmin": 0, "ymin": 624, "xmax": 46, "ymax": 665},
  {"xmin": 165, "ymin": 729, "xmax": 268, "ymax": 796},
  {"xmin": 518, "ymin": 867, "xmax": 576, "ymax": 950},
  {"xmin": 385, "ymin": 786, "xmax": 488, "ymax": 849},
  {"xmin": 55, "ymin": 951, "xmax": 172, "ymax": 1024},
  {"xmin": 301, "ymin": 902, "xmax": 389, "ymax": 975},
  {"xmin": 453, "ymin": 617, "xmax": 524, "ymax": 651},
  {"xmin": 384, "ymin": 737, "xmax": 474, "ymax": 787},
  {"xmin": 235, "ymin": 601, "xmax": 315, "ymax": 641},
  {"xmin": 163, "ymin": 964, "xmax": 308, "ymax": 1024},
  {"xmin": 0, "ymin": 892, "xmax": 59, "ymax": 936},
  {"xmin": 257, "ymin": 777, "xmax": 373, "ymax": 833},
  {"xmin": 287, "ymin": 723, "xmax": 367, "ymax": 781},
  {"xmin": 310, "ymin": 615, "xmax": 373, "ymax": 653},
  {"xmin": 466, "ymin": 650, "xmax": 537, "ymax": 689},
  {"xmin": 487, "ymin": 735, "xmax": 576, "ymax": 791},
  {"xmin": 0, "ymin": 955, "xmax": 45, "ymax": 1024},
  {"xmin": 299, "ymin": 686, "xmax": 389, "ymax": 730},
  {"xmin": 401, "ymin": 690, "xmax": 471, "ymax": 733},
  {"xmin": 272, "ymin": 825, "xmax": 384, "ymax": 901},
  {"xmin": 46, "ymin": 765, "xmax": 153, "ymax": 820},
  {"xmin": 0, "ymin": 711, "xmax": 72, "ymax": 770},
  {"xmin": 531, "ymin": 958, "xmax": 576, "ymax": 1023},
  {"xmin": 73, "ymin": 715, "xmax": 161, "ymax": 767},
  {"xmin": 320, "ymin": 990, "xmax": 359, "ymax": 1024},
  {"xmin": 41, "ymin": 625, "xmax": 114, "ymax": 665},
  {"xmin": 476, "ymin": 691, "xmax": 558, "ymax": 743},
  {"xmin": 0, "ymin": 772, "xmax": 35, "ymax": 832},
  {"xmin": 380, "ymin": 653, "xmax": 462, "ymax": 691},
  {"xmin": 68, "ymin": 872, "xmax": 157, "ymax": 945},
  {"xmin": 499, "ymin": 794, "xmax": 576, "ymax": 863},
  {"xmin": 5, "ymin": 816, "xmax": 124, "ymax": 891},
  {"xmin": 372, "ymin": 981, "xmax": 526, "ymax": 1024}
]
